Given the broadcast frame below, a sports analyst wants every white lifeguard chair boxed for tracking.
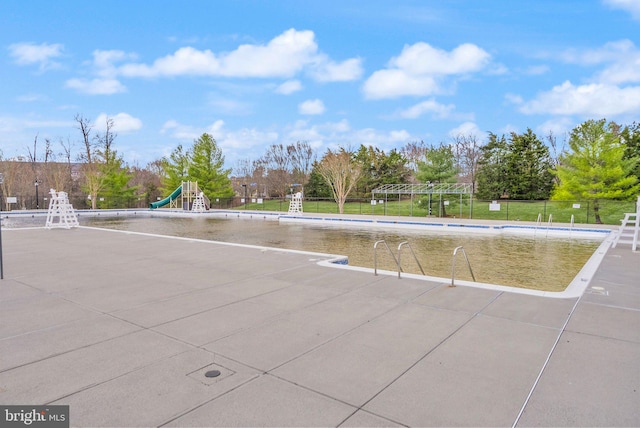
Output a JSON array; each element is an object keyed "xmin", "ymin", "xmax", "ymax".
[
  {"xmin": 45, "ymin": 189, "xmax": 79, "ymax": 229},
  {"xmin": 192, "ymin": 191, "xmax": 207, "ymax": 212},
  {"xmin": 612, "ymin": 196, "xmax": 640, "ymax": 251},
  {"xmin": 288, "ymin": 192, "xmax": 303, "ymax": 214}
]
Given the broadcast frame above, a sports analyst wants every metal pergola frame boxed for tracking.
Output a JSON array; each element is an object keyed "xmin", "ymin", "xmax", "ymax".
[{"xmin": 371, "ymin": 183, "xmax": 474, "ymax": 218}]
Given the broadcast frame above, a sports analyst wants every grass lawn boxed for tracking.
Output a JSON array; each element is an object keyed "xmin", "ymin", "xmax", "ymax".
[{"xmin": 229, "ymin": 197, "xmax": 636, "ymax": 225}]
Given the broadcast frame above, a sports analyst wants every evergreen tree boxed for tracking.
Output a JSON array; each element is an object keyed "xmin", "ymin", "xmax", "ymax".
[
  {"xmin": 188, "ymin": 133, "xmax": 234, "ymax": 198},
  {"xmin": 416, "ymin": 143, "xmax": 457, "ymax": 184},
  {"xmin": 354, "ymin": 145, "xmax": 410, "ymax": 197},
  {"xmin": 552, "ymin": 119, "xmax": 640, "ymax": 224},
  {"xmin": 94, "ymin": 116, "xmax": 136, "ymax": 208},
  {"xmin": 620, "ymin": 122, "xmax": 640, "ymax": 180},
  {"xmin": 305, "ymin": 163, "xmax": 332, "ymax": 197},
  {"xmin": 99, "ymin": 159, "xmax": 136, "ymax": 208},
  {"xmin": 506, "ymin": 129, "xmax": 554, "ymax": 200},
  {"xmin": 416, "ymin": 143, "xmax": 457, "ymax": 216},
  {"xmin": 476, "ymin": 133, "xmax": 509, "ymax": 200},
  {"xmin": 475, "ymin": 130, "xmax": 554, "ymax": 200},
  {"xmin": 161, "ymin": 144, "xmax": 190, "ymax": 194}
]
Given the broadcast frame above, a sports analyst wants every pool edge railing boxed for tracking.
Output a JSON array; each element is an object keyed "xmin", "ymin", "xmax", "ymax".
[{"xmin": 451, "ymin": 246, "xmax": 476, "ymax": 287}]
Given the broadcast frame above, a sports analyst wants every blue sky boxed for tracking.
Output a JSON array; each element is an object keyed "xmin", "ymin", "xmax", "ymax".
[{"xmin": 1, "ymin": 0, "xmax": 639, "ymax": 171}]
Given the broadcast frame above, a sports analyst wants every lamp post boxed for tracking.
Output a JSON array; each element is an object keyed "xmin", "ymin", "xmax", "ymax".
[
  {"xmin": 34, "ymin": 179, "xmax": 40, "ymax": 210},
  {"xmin": 242, "ymin": 184, "xmax": 247, "ymax": 209}
]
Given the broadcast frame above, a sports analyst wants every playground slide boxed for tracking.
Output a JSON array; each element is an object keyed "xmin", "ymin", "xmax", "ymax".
[{"xmin": 149, "ymin": 185, "xmax": 182, "ymax": 209}]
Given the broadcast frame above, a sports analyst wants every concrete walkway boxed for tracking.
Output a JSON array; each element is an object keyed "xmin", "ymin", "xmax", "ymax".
[{"xmin": 0, "ymin": 225, "xmax": 638, "ymax": 427}]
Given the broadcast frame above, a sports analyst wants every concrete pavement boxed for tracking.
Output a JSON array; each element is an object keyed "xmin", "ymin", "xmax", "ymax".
[{"xmin": 0, "ymin": 224, "xmax": 638, "ymax": 427}]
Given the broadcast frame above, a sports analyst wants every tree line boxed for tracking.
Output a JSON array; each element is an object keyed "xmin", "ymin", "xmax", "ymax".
[{"xmin": 1, "ymin": 116, "xmax": 639, "ymax": 223}]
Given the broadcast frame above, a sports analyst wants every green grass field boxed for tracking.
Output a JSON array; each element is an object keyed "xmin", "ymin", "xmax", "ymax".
[{"xmin": 220, "ymin": 196, "xmax": 637, "ymax": 225}]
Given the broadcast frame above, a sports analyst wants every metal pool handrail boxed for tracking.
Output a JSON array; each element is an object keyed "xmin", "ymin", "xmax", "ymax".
[
  {"xmin": 451, "ymin": 246, "xmax": 476, "ymax": 287},
  {"xmin": 398, "ymin": 241, "xmax": 425, "ymax": 279},
  {"xmin": 373, "ymin": 240, "xmax": 400, "ymax": 276}
]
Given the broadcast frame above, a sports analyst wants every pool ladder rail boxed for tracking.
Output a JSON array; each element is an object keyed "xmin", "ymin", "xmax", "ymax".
[
  {"xmin": 373, "ymin": 240, "xmax": 476, "ymax": 286},
  {"xmin": 374, "ymin": 240, "xmax": 425, "ymax": 279},
  {"xmin": 450, "ymin": 246, "xmax": 476, "ymax": 287}
]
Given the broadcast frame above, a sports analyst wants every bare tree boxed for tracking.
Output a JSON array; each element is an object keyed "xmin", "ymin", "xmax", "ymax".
[
  {"xmin": 288, "ymin": 141, "xmax": 316, "ymax": 190},
  {"xmin": 251, "ymin": 160, "xmax": 267, "ymax": 197},
  {"xmin": 59, "ymin": 136, "xmax": 80, "ymax": 201},
  {"xmin": 146, "ymin": 159, "xmax": 165, "ymax": 177},
  {"xmin": 234, "ymin": 158, "xmax": 253, "ymax": 180},
  {"xmin": 258, "ymin": 144, "xmax": 292, "ymax": 198},
  {"xmin": 0, "ymin": 153, "xmax": 30, "ymax": 210},
  {"xmin": 128, "ymin": 162, "xmax": 162, "ymax": 207},
  {"xmin": 452, "ymin": 134, "xmax": 482, "ymax": 192},
  {"xmin": 400, "ymin": 141, "xmax": 428, "ymax": 182},
  {"xmin": 95, "ymin": 116, "xmax": 117, "ymax": 163},
  {"xmin": 0, "ymin": 151, "xmax": 20, "ymax": 210},
  {"xmin": 316, "ymin": 147, "xmax": 362, "ymax": 214},
  {"xmin": 42, "ymin": 138, "xmax": 72, "ymax": 194},
  {"xmin": 545, "ymin": 130, "xmax": 566, "ymax": 169},
  {"xmin": 545, "ymin": 131, "xmax": 567, "ymax": 186},
  {"xmin": 25, "ymin": 134, "xmax": 45, "ymax": 208},
  {"xmin": 234, "ymin": 157, "xmax": 267, "ymax": 197},
  {"xmin": 76, "ymin": 114, "xmax": 103, "ymax": 209}
]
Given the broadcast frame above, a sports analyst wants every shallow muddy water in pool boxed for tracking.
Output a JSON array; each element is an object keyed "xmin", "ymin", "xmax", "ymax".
[{"xmin": 71, "ymin": 216, "xmax": 601, "ymax": 292}]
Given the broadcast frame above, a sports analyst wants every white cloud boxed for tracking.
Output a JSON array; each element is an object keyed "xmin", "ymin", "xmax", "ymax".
[
  {"xmin": 389, "ymin": 42, "xmax": 490, "ymax": 75},
  {"xmin": 94, "ymin": 112, "xmax": 142, "ymax": 133},
  {"xmin": 519, "ymin": 80, "xmax": 640, "ymax": 116},
  {"xmin": 0, "ymin": 116, "xmax": 71, "ymax": 132},
  {"xmin": 298, "ymin": 99, "xmax": 326, "ymax": 115},
  {"xmin": 117, "ymin": 28, "xmax": 361, "ymax": 83},
  {"xmin": 396, "ymin": 99, "xmax": 457, "ymax": 119},
  {"xmin": 352, "ymin": 128, "xmax": 412, "ymax": 149},
  {"xmin": 8, "ymin": 42, "xmax": 64, "ymax": 71},
  {"xmin": 282, "ymin": 119, "xmax": 416, "ymax": 153},
  {"xmin": 275, "ymin": 80, "xmax": 302, "ymax": 94},
  {"xmin": 504, "ymin": 93, "xmax": 524, "ymax": 105},
  {"xmin": 17, "ymin": 93, "xmax": 48, "ymax": 103},
  {"xmin": 285, "ymin": 121, "xmax": 325, "ymax": 147},
  {"xmin": 604, "ymin": 0, "xmax": 640, "ymax": 20},
  {"xmin": 92, "ymin": 49, "xmax": 137, "ymax": 77},
  {"xmin": 524, "ymin": 65, "xmax": 550, "ymax": 75},
  {"xmin": 536, "ymin": 118, "xmax": 574, "ymax": 138},
  {"xmin": 487, "ymin": 63, "xmax": 509, "ymax": 75},
  {"xmin": 220, "ymin": 127, "xmax": 279, "ymax": 150},
  {"xmin": 158, "ymin": 117, "xmax": 417, "ymax": 165},
  {"xmin": 363, "ymin": 69, "xmax": 440, "ymax": 99},
  {"xmin": 160, "ymin": 119, "xmax": 277, "ymax": 152},
  {"xmin": 160, "ymin": 120, "xmax": 202, "ymax": 140},
  {"xmin": 363, "ymin": 42, "xmax": 490, "ymax": 99},
  {"xmin": 518, "ymin": 40, "xmax": 640, "ymax": 119},
  {"xmin": 593, "ymin": 42, "xmax": 640, "ymax": 85},
  {"xmin": 448, "ymin": 122, "xmax": 484, "ymax": 139},
  {"xmin": 65, "ymin": 78, "xmax": 127, "ymax": 95},
  {"xmin": 497, "ymin": 124, "xmax": 519, "ymax": 136},
  {"xmin": 557, "ymin": 40, "xmax": 640, "ymax": 85},
  {"xmin": 320, "ymin": 119, "xmax": 351, "ymax": 133},
  {"xmin": 308, "ymin": 57, "xmax": 363, "ymax": 82},
  {"xmin": 63, "ymin": 50, "xmax": 134, "ymax": 95},
  {"xmin": 561, "ymin": 39, "xmax": 635, "ymax": 66},
  {"xmin": 207, "ymin": 96, "xmax": 253, "ymax": 115}
]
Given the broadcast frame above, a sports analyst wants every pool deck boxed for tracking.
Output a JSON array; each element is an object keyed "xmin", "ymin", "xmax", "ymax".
[{"xmin": 0, "ymin": 218, "xmax": 638, "ymax": 427}]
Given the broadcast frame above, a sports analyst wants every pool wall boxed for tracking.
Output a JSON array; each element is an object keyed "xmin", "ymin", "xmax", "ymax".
[{"xmin": 279, "ymin": 214, "xmax": 612, "ymax": 239}]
